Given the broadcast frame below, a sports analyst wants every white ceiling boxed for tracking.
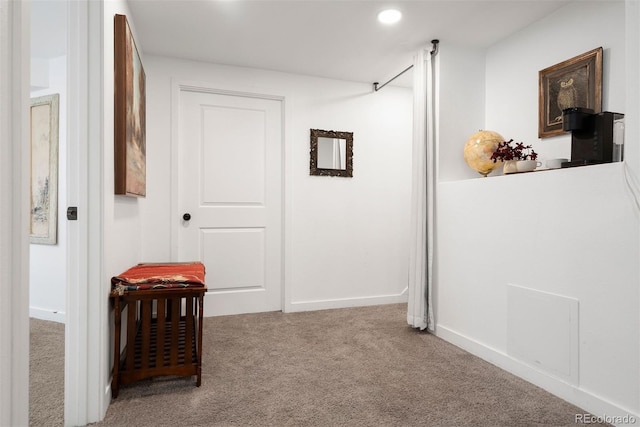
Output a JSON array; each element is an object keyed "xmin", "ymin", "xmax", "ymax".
[
  {"xmin": 127, "ymin": 0, "xmax": 572, "ymax": 87},
  {"xmin": 32, "ymin": 0, "xmax": 574, "ymax": 87}
]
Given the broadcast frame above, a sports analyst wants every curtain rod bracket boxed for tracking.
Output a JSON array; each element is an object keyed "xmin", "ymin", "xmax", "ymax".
[
  {"xmin": 373, "ymin": 39, "xmax": 440, "ymax": 92},
  {"xmin": 430, "ymin": 39, "xmax": 440, "ymax": 56}
]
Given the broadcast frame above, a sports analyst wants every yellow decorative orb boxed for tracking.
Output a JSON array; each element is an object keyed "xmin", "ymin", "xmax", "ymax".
[{"xmin": 463, "ymin": 130, "xmax": 505, "ymax": 177}]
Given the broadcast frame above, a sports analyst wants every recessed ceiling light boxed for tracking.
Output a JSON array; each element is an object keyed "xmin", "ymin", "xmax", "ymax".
[{"xmin": 378, "ymin": 9, "xmax": 402, "ymax": 25}]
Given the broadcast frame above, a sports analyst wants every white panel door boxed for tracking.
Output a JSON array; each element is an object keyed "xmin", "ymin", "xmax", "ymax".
[{"xmin": 178, "ymin": 89, "xmax": 283, "ymax": 316}]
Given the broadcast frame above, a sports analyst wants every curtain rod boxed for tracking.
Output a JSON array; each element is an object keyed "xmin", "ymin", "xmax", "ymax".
[{"xmin": 373, "ymin": 39, "xmax": 439, "ymax": 92}]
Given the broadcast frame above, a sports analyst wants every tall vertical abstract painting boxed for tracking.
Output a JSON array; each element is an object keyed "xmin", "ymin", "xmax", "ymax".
[{"xmin": 114, "ymin": 14, "xmax": 146, "ymax": 196}]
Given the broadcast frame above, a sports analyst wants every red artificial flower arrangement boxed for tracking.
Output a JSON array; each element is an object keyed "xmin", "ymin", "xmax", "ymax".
[{"xmin": 491, "ymin": 139, "xmax": 538, "ymax": 163}]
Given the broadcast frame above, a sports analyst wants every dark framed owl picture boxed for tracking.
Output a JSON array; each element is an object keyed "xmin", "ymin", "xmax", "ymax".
[{"xmin": 538, "ymin": 47, "xmax": 602, "ymax": 138}]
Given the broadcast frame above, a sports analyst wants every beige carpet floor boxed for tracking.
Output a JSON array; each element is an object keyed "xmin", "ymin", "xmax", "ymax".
[
  {"xmin": 86, "ymin": 303, "xmax": 608, "ymax": 427},
  {"xmin": 30, "ymin": 317, "xmax": 65, "ymax": 427}
]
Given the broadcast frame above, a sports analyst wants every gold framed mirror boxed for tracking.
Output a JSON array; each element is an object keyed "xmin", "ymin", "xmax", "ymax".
[{"xmin": 310, "ymin": 129, "xmax": 353, "ymax": 177}]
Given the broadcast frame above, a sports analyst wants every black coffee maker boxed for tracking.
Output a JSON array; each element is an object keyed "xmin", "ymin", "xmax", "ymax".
[{"xmin": 561, "ymin": 107, "xmax": 625, "ymax": 168}]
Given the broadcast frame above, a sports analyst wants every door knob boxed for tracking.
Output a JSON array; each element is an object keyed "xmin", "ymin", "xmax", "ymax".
[{"xmin": 183, "ymin": 213, "xmax": 191, "ymax": 221}]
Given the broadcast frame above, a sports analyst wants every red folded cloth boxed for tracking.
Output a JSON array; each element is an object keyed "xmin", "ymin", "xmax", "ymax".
[{"xmin": 111, "ymin": 262, "xmax": 206, "ymax": 295}]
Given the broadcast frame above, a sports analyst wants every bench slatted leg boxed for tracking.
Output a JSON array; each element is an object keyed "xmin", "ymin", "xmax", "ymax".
[
  {"xmin": 170, "ymin": 296, "xmax": 180, "ymax": 366},
  {"xmin": 197, "ymin": 294, "xmax": 204, "ymax": 386},
  {"xmin": 112, "ymin": 297, "xmax": 122, "ymax": 398},
  {"xmin": 141, "ymin": 300, "xmax": 152, "ymax": 370},
  {"xmin": 185, "ymin": 296, "xmax": 194, "ymax": 366},
  {"xmin": 156, "ymin": 298, "xmax": 166, "ymax": 368},
  {"xmin": 126, "ymin": 301, "xmax": 137, "ymax": 372}
]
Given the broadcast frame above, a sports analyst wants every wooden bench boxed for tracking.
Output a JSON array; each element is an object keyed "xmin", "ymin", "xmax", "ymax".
[{"xmin": 110, "ymin": 262, "xmax": 207, "ymax": 398}]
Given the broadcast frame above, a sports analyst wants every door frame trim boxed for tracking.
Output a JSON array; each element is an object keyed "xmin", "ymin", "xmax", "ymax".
[
  {"xmin": 0, "ymin": 1, "xmax": 30, "ymax": 424},
  {"xmin": 169, "ymin": 80, "xmax": 291, "ymax": 313},
  {"xmin": 66, "ymin": 0, "xmax": 108, "ymax": 423}
]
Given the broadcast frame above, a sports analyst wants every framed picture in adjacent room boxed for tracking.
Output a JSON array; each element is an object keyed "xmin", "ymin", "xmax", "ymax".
[
  {"xmin": 538, "ymin": 47, "xmax": 602, "ymax": 139},
  {"xmin": 30, "ymin": 93, "xmax": 59, "ymax": 245},
  {"xmin": 114, "ymin": 13, "xmax": 146, "ymax": 196}
]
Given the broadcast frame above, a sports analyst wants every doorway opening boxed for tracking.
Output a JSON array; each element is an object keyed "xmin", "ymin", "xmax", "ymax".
[{"xmin": 29, "ymin": 1, "xmax": 67, "ymax": 425}]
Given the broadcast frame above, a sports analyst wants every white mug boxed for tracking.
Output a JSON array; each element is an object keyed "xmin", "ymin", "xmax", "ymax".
[
  {"xmin": 546, "ymin": 158, "xmax": 568, "ymax": 169},
  {"xmin": 516, "ymin": 160, "xmax": 542, "ymax": 172}
]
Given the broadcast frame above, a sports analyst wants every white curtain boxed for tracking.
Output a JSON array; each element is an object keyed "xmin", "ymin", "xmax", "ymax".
[{"xmin": 407, "ymin": 47, "xmax": 436, "ymax": 331}]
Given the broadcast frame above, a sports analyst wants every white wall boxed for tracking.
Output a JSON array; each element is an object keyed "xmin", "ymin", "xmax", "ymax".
[
  {"xmin": 437, "ymin": 43, "xmax": 486, "ymax": 182},
  {"xmin": 30, "ymin": 55, "xmax": 67, "ymax": 323},
  {"xmin": 99, "ymin": 0, "xmax": 146, "ymax": 415},
  {"xmin": 103, "ymin": 1, "xmax": 144, "ymax": 283},
  {"xmin": 436, "ymin": 0, "xmax": 639, "ymax": 419},
  {"xmin": 140, "ymin": 56, "xmax": 413, "ymax": 312},
  {"xmin": 486, "ymin": 0, "xmax": 626, "ymax": 165},
  {"xmin": 625, "ymin": 0, "xmax": 640, "ymax": 181}
]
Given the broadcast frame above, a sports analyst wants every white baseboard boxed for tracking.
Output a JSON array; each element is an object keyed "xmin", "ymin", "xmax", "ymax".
[
  {"xmin": 287, "ymin": 291, "xmax": 408, "ymax": 313},
  {"xmin": 30, "ymin": 307, "xmax": 65, "ymax": 323},
  {"xmin": 203, "ymin": 289, "xmax": 408, "ymax": 317},
  {"xmin": 103, "ymin": 382, "xmax": 112, "ymax": 418},
  {"xmin": 436, "ymin": 324, "xmax": 639, "ymax": 426}
]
